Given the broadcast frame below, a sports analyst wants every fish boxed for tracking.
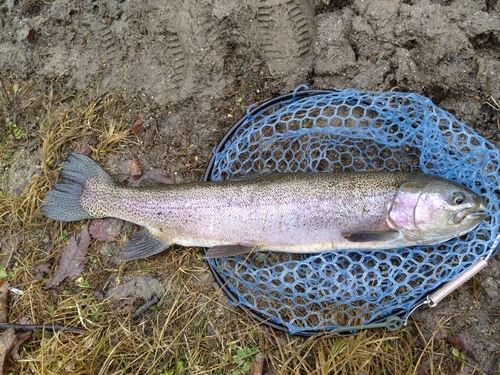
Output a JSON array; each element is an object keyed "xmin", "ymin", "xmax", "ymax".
[{"xmin": 41, "ymin": 152, "xmax": 487, "ymax": 261}]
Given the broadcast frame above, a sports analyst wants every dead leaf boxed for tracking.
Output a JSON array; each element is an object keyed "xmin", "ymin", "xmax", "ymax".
[
  {"xmin": 118, "ymin": 159, "xmax": 172, "ymax": 187},
  {"xmin": 0, "ymin": 327, "xmax": 16, "ymax": 375},
  {"xmin": 10, "ymin": 331, "xmax": 30, "ymax": 361},
  {"xmin": 3, "ymin": 316, "xmax": 32, "ymax": 360},
  {"xmin": 1, "ymin": 230, "xmax": 23, "ymax": 269},
  {"xmin": 0, "ymin": 283, "xmax": 9, "ymax": 324},
  {"xmin": 248, "ymin": 352, "xmax": 266, "ymax": 375},
  {"xmin": 118, "ymin": 159, "xmax": 146, "ymax": 186},
  {"xmin": 131, "ymin": 172, "xmax": 172, "ymax": 187},
  {"xmin": 32, "ymin": 262, "xmax": 51, "ymax": 281},
  {"xmin": 118, "ymin": 159, "xmax": 142, "ymax": 177},
  {"xmin": 143, "ymin": 168, "xmax": 173, "ymax": 184},
  {"xmin": 131, "ymin": 113, "xmax": 146, "ymax": 135},
  {"xmin": 26, "ymin": 28, "xmax": 35, "ymax": 42},
  {"xmin": 448, "ymin": 329, "xmax": 480, "ymax": 362},
  {"xmin": 89, "ymin": 218, "xmax": 122, "ymax": 242},
  {"xmin": 33, "ymin": 263, "xmax": 51, "ymax": 274},
  {"xmin": 77, "ymin": 135, "xmax": 98, "ymax": 156},
  {"xmin": 105, "ymin": 279, "xmax": 136, "ymax": 306},
  {"xmin": 16, "ymin": 317, "xmax": 30, "ymax": 326},
  {"xmin": 415, "ymin": 359, "xmax": 430, "ymax": 375},
  {"xmin": 434, "ymin": 327, "xmax": 448, "ymax": 343},
  {"xmin": 46, "ymin": 228, "xmax": 90, "ymax": 288},
  {"xmin": 106, "ymin": 276, "xmax": 165, "ymax": 307}
]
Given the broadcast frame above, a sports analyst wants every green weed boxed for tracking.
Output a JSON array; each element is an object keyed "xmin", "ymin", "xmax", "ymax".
[{"xmin": 8, "ymin": 121, "xmax": 25, "ymax": 140}]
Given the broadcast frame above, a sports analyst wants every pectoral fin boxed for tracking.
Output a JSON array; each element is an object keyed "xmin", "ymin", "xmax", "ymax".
[
  {"xmin": 204, "ymin": 245, "xmax": 257, "ymax": 259},
  {"xmin": 342, "ymin": 230, "xmax": 400, "ymax": 242},
  {"xmin": 119, "ymin": 230, "xmax": 171, "ymax": 261}
]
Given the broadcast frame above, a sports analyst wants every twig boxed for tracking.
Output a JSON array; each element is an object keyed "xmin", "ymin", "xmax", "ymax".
[
  {"xmin": 0, "ymin": 323, "xmax": 85, "ymax": 333},
  {"xmin": 131, "ymin": 296, "xmax": 159, "ymax": 319}
]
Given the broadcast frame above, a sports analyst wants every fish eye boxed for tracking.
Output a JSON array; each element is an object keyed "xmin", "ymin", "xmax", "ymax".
[{"xmin": 450, "ymin": 191, "xmax": 466, "ymax": 205}]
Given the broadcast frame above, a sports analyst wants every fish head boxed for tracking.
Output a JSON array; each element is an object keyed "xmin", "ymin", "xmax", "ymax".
[{"xmin": 389, "ymin": 176, "xmax": 486, "ymax": 245}]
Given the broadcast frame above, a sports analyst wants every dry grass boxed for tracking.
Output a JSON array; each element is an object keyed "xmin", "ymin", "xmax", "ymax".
[{"xmin": 0, "ymin": 77, "xmax": 487, "ymax": 374}]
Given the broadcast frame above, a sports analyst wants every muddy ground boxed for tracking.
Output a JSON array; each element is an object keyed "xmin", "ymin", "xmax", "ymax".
[{"xmin": 1, "ymin": 0, "xmax": 500, "ymax": 373}]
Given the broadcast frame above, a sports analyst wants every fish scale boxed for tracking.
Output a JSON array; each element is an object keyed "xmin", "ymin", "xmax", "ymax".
[{"xmin": 84, "ymin": 172, "xmax": 399, "ymax": 249}]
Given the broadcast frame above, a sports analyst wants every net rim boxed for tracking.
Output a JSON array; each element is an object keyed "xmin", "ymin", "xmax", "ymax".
[{"xmin": 201, "ymin": 86, "xmax": 499, "ymax": 335}]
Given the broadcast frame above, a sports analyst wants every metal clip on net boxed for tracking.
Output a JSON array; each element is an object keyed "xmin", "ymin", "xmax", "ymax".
[
  {"xmin": 405, "ymin": 234, "xmax": 500, "ymax": 325},
  {"xmin": 427, "ymin": 257, "xmax": 489, "ymax": 307}
]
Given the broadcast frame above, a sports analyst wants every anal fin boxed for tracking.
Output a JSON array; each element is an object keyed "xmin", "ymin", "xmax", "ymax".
[
  {"xmin": 342, "ymin": 230, "xmax": 400, "ymax": 242},
  {"xmin": 204, "ymin": 245, "xmax": 256, "ymax": 259},
  {"xmin": 119, "ymin": 230, "xmax": 171, "ymax": 261}
]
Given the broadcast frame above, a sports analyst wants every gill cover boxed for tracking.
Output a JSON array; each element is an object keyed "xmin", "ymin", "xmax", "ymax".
[
  {"xmin": 388, "ymin": 179, "xmax": 426, "ymax": 233},
  {"xmin": 389, "ymin": 175, "xmax": 485, "ymax": 243}
]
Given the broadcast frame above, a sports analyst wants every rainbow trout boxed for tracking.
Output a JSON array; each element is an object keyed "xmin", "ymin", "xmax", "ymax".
[{"xmin": 41, "ymin": 153, "xmax": 486, "ymax": 260}]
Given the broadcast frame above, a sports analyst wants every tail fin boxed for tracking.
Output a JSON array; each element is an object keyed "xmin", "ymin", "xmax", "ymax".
[{"xmin": 42, "ymin": 152, "xmax": 113, "ymax": 222}]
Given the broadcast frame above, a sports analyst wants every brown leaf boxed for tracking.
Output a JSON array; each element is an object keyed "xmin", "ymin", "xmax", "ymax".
[
  {"xmin": 118, "ymin": 159, "xmax": 145, "ymax": 186},
  {"xmin": 124, "ymin": 177, "xmax": 143, "ymax": 187},
  {"xmin": 143, "ymin": 168, "xmax": 173, "ymax": 184},
  {"xmin": 434, "ymin": 327, "xmax": 448, "ymax": 343},
  {"xmin": 33, "ymin": 262, "xmax": 51, "ymax": 274},
  {"xmin": 0, "ymin": 283, "xmax": 9, "ymax": 324},
  {"xmin": 77, "ymin": 135, "xmax": 98, "ymax": 156},
  {"xmin": 118, "ymin": 159, "xmax": 172, "ymax": 187},
  {"xmin": 26, "ymin": 28, "xmax": 35, "ymax": 42},
  {"xmin": 0, "ymin": 230, "xmax": 23, "ymax": 269},
  {"xmin": 248, "ymin": 352, "xmax": 266, "ymax": 375},
  {"xmin": 105, "ymin": 279, "xmax": 136, "ymax": 306},
  {"xmin": 0, "ymin": 327, "xmax": 16, "ymax": 375},
  {"xmin": 15, "ymin": 317, "xmax": 30, "ymax": 326},
  {"xmin": 10, "ymin": 331, "xmax": 31, "ymax": 361},
  {"xmin": 46, "ymin": 228, "xmax": 90, "ymax": 288},
  {"xmin": 118, "ymin": 159, "xmax": 142, "ymax": 177},
  {"xmin": 106, "ymin": 276, "xmax": 165, "ymax": 307},
  {"xmin": 448, "ymin": 329, "xmax": 480, "ymax": 362},
  {"xmin": 77, "ymin": 142, "xmax": 89, "ymax": 156},
  {"xmin": 134, "ymin": 169, "xmax": 174, "ymax": 187},
  {"xmin": 32, "ymin": 262, "xmax": 51, "ymax": 281},
  {"xmin": 415, "ymin": 359, "xmax": 430, "ymax": 375},
  {"xmin": 89, "ymin": 218, "xmax": 122, "ymax": 242},
  {"xmin": 131, "ymin": 113, "xmax": 146, "ymax": 135}
]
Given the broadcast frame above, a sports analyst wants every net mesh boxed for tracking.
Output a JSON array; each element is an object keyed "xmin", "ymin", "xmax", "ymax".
[{"xmin": 203, "ymin": 86, "xmax": 500, "ymax": 335}]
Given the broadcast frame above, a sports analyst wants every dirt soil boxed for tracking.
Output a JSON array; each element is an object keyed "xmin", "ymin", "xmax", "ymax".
[{"xmin": 1, "ymin": 0, "xmax": 500, "ymax": 373}]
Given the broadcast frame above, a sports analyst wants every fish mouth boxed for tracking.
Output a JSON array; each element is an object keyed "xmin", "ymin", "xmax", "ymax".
[
  {"xmin": 449, "ymin": 207, "xmax": 486, "ymax": 224},
  {"xmin": 466, "ymin": 208, "xmax": 487, "ymax": 221}
]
